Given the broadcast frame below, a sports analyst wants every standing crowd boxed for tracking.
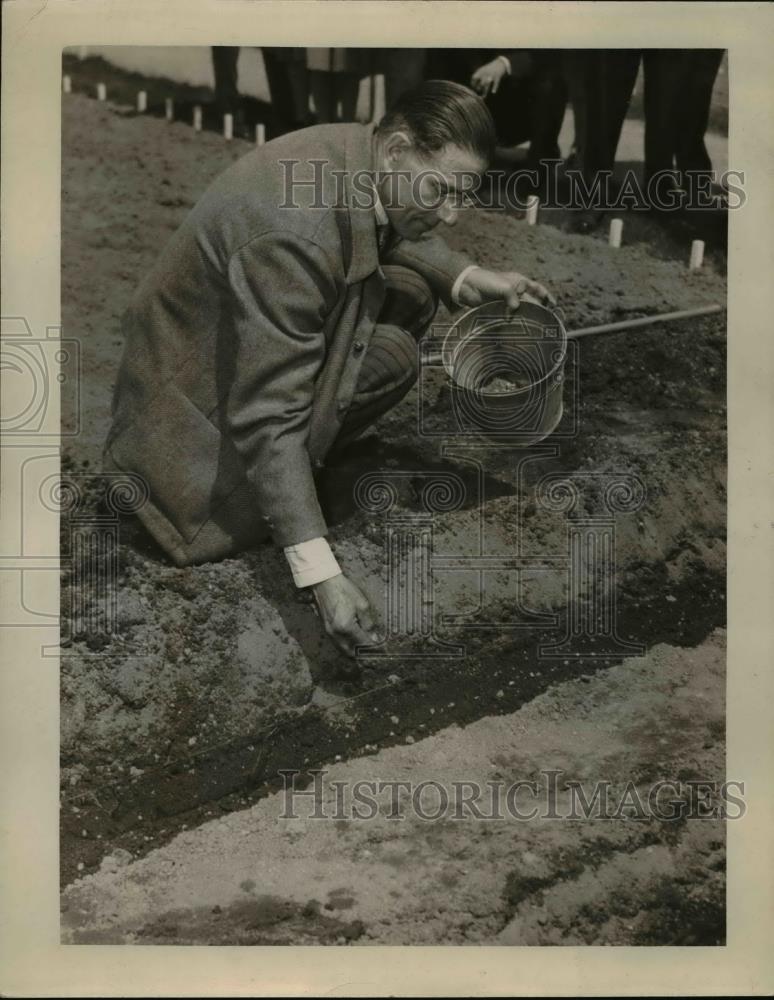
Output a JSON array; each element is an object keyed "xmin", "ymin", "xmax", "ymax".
[{"xmin": 212, "ymin": 46, "xmax": 726, "ymax": 232}]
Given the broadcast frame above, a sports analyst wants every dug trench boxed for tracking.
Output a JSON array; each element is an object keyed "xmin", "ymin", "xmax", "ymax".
[{"xmin": 61, "ymin": 560, "xmax": 724, "ymax": 890}]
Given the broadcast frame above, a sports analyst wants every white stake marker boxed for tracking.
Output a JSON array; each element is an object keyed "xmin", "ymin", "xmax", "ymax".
[
  {"xmin": 62, "ymin": 75, "xmax": 72, "ymax": 94},
  {"xmin": 255, "ymin": 123, "xmax": 266, "ymax": 145},
  {"xmin": 193, "ymin": 105, "xmax": 202, "ymax": 132},
  {"xmin": 525, "ymin": 195, "xmax": 539, "ymax": 226},
  {"xmin": 689, "ymin": 239, "xmax": 705, "ymax": 270},
  {"xmin": 96, "ymin": 82, "xmax": 106, "ymax": 101},
  {"xmin": 137, "ymin": 90, "xmax": 147, "ymax": 113},
  {"xmin": 224, "ymin": 113, "xmax": 233, "ymax": 140},
  {"xmin": 609, "ymin": 217, "xmax": 623, "ymax": 248},
  {"xmin": 165, "ymin": 97, "xmax": 174, "ymax": 122}
]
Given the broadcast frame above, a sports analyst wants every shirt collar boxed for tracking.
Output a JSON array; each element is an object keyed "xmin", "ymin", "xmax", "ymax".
[{"xmin": 371, "ymin": 180, "xmax": 389, "ymax": 228}]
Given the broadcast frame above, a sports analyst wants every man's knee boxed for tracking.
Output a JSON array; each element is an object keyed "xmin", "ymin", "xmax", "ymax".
[
  {"xmin": 354, "ymin": 322, "xmax": 419, "ymax": 400},
  {"xmin": 335, "ymin": 323, "xmax": 419, "ymax": 449},
  {"xmin": 380, "ymin": 265, "xmax": 439, "ymax": 338}
]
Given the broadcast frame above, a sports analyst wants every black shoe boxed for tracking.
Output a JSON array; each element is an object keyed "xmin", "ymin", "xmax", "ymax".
[{"xmin": 565, "ymin": 209, "xmax": 604, "ymax": 235}]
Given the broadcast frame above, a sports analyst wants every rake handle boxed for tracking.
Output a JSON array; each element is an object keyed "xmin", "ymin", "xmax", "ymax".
[{"xmin": 566, "ymin": 303, "xmax": 725, "ymax": 340}]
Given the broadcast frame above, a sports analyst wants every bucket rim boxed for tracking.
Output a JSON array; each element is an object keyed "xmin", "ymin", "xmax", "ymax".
[{"xmin": 444, "ymin": 299, "xmax": 568, "ymax": 394}]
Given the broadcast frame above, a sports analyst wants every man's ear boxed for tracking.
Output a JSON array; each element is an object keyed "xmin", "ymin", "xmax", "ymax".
[{"xmin": 384, "ymin": 129, "xmax": 413, "ymax": 166}]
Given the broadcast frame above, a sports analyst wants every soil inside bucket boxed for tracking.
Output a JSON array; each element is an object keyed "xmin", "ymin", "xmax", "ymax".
[{"xmin": 481, "ymin": 372, "xmax": 533, "ymax": 393}]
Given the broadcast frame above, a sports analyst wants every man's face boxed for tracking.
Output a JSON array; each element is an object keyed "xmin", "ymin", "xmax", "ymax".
[{"xmin": 376, "ymin": 132, "xmax": 486, "ymax": 240}]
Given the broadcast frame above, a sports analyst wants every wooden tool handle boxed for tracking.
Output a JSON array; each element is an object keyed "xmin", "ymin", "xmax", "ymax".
[{"xmin": 567, "ymin": 304, "xmax": 725, "ymax": 340}]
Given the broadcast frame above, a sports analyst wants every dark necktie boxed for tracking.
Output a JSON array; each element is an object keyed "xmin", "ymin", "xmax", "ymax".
[{"xmin": 376, "ymin": 223, "xmax": 391, "ymax": 257}]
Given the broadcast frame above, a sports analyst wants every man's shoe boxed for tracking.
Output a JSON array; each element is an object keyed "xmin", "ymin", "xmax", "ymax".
[{"xmin": 566, "ymin": 209, "xmax": 604, "ymax": 235}]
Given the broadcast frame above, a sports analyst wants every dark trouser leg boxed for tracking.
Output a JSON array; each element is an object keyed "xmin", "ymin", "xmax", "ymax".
[
  {"xmin": 565, "ymin": 50, "xmax": 640, "ymax": 179},
  {"xmin": 309, "ymin": 70, "xmax": 335, "ymax": 122},
  {"xmin": 486, "ymin": 76, "xmax": 532, "ymax": 148},
  {"xmin": 674, "ymin": 50, "xmax": 724, "ymax": 178},
  {"xmin": 642, "ymin": 50, "xmax": 684, "ymax": 209},
  {"xmin": 262, "ymin": 48, "xmax": 304, "ymax": 133},
  {"xmin": 563, "ymin": 49, "xmax": 640, "ymax": 229},
  {"xmin": 382, "ymin": 49, "xmax": 427, "ymax": 110},
  {"xmin": 310, "ymin": 70, "xmax": 362, "ymax": 123},
  {"xmin": 336, "ymin": 73, "xmax": 361, "ymax": 121},
  {"xmin": 477, "ymin": 53, "xmax": 566, "ymax": 166},
  {"xmin": 332, "ymin": 266, "xmax": 438, "ymax": 450},
  {"xmin": 211, "ymin": 46, "xmax": 240, "ymax": 113},
  {"xmin": 527, "ymin": 52, "xmax": 568, "ymax": 163}
]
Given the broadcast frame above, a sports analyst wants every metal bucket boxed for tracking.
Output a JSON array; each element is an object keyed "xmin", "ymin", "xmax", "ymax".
[{"xmin": 440, "ymin": 299, "xmax": 568, "ymax": 445}]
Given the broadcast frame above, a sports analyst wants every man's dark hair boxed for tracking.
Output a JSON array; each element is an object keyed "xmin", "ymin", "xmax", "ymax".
[{"xmin": 375, "ymin": 79, "xmax": 496, "ymax": 165}]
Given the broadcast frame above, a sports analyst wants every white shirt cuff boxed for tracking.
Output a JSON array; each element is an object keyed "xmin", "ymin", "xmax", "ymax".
[
  {"xmin": 451, "ymin": 264, "xmax": 480, "ymax": 306},
  {"xmin": 496, "ymin": 55, "xmax": 512, "ymax": 75},
  {"xmin": 284, "ymin": 536, "xmax": 342, "ymax": 588}
]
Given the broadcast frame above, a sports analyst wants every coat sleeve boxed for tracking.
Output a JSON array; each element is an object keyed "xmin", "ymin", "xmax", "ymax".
[
  {"xmin": 384, "ymin": 232, "xmax": 475, "ymax": 309},
  {"xmin": 226, "ymin": 231, "xmax": 339, "ymax": 548}
]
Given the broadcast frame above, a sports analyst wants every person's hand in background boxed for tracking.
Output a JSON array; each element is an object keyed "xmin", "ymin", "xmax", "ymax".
[{"xmin": 470, "ymin": 57, "xmax": 509, "ymax": 97}]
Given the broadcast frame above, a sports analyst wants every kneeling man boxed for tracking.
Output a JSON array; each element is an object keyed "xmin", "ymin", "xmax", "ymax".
[{"xmin": 106, "ymin": 80, "xmax": 554, "ymax": 655}]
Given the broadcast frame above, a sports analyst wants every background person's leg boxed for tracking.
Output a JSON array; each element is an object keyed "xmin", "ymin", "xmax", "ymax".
[
  {"xmin": 643, "ymin": 49, "xmax": 682, "ymax": 184},
  {"xmin": 381, "ymin": 49, "xmax": 427, "ymax": 109},
  {"xmin": 674, "ymin": 50, "xmax": 725, "ymax": 180},
  {"xmin": 600, "ymin": 50, "xmax": 641, "ymax": 169},
  {"xmin": 527, "ymin": 51, "xmax": 567, "ymax": 164},
  {"xmin": 211, "ymin": 46, "xmax": 240, "ymax": 114},
  {"xmin": 309, "ymin": 70, "xmax": 336, "ymax": 123},
  {"xmin": 261, "ymin": 47, "xmax": 310, "ymax": 134},
  {"xmin": 563, "ymin": 49, "xmax": 641, "ymax": 231},
  {"xmin": 335, "ymin": 73, "xmax": 362, "ymax": 122}
]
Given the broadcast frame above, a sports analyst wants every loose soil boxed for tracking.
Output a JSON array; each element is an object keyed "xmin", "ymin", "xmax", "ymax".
[{"xmin": 59, "ymin": 66, "xmax": 727, "ymax": 946}]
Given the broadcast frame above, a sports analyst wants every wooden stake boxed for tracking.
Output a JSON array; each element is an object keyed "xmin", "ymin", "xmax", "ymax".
[
  {"xmin": 137, "ymin": 90, "xmax": 147, "ymax": 113},
  {"xmin": 96, "ymin": 82, "xmax": 106, "ymax": 101},
  {"xmin": 689, "ymin": 239, "xmax": 705, "ymax": 270},
  {"xmin": 525, "ymin": 195, "xmax": 539, "ymax": 226},
  {"xmin": 255, "ymin": 123, "xmax": 266, "ymax": 145},
  {"xmin": 223, "ymin": 113, "xmax": 233, "ymax": 140},
  {"xmin": 62, "ymin": 75, "xmax": 71, "ymax": 94},
  {"xmin": 193, "ymin": 105, "xmax": 202, "ymax": 132},
  {"xmin": 609, "ymin": 218, "xmax": 623, "ymax": 248},
  {"xmin": 165, "ymin": 97, "xmax": 174, "ymax": 122}
]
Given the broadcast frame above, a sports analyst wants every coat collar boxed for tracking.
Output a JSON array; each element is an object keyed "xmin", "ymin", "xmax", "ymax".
[{"xmin": 341, "ymin": 122, "xmax": 381, "ymax": 285}]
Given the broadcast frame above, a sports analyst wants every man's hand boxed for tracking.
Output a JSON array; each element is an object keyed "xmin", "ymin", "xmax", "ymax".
[
  {"xmin": 457, "ymin": 268, "xmax": 557, "ymax": 316},
  {"xmin": 470, "ymin": 58, "xmax": 508, "ymax": 97},
  {"xmin": 312, "ymin": 573, "xmax": 379, "ymax": 658}
]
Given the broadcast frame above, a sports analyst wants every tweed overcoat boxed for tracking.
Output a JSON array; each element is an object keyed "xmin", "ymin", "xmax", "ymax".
[{"xmin": 105, "ymin": 122, "xmax": 474, "ymax": 566}]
